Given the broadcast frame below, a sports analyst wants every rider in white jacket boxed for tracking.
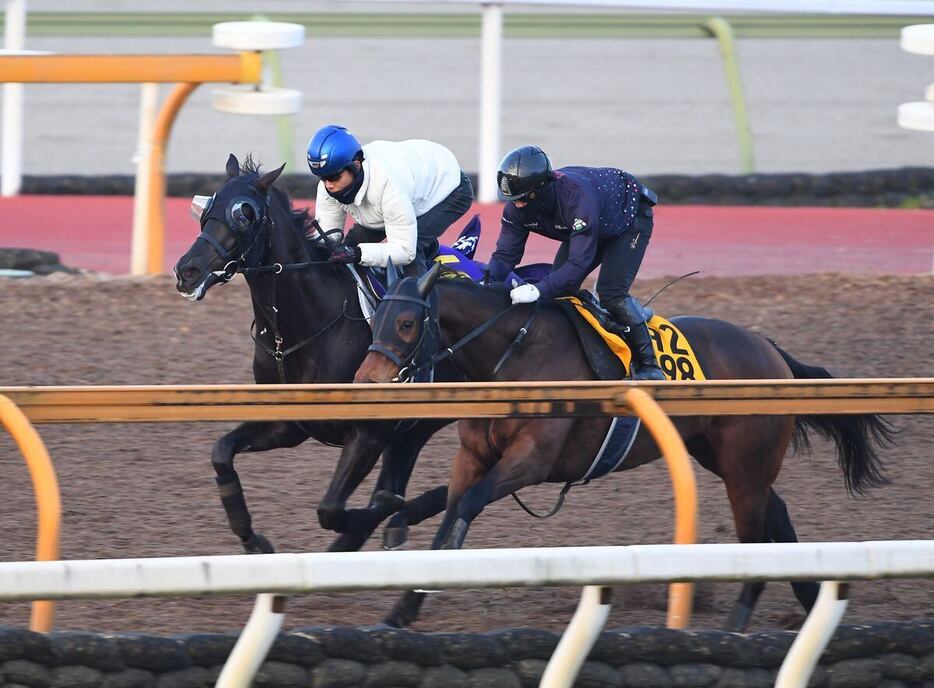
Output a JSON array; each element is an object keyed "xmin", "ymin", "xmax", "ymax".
[{"xmin": 308, "ymin": 125, "xmax": 473, "ymax": 273}]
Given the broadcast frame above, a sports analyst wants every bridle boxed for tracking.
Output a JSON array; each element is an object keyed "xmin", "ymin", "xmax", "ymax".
[
  {"xmin": 195, "ymin": 190, "xmax": 349, "ymax": 382},
  {"xmin": 368, "ymin": 285, "xmax": 539, "ymax": 383},
  {"xmin": 195, "ymin": 192, "xmax": 276, "ymax": 283},
  {"xmin": 366, "ymin": 292, "xmax": 442, "ymax": 383}
]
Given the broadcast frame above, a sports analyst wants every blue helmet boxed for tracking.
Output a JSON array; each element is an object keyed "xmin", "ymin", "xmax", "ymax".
[{"xmin": 306, "ymin": 125, "xmax": 362, "ymax": 178}]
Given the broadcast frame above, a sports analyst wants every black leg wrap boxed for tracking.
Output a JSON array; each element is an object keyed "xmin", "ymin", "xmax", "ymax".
[
  {"xmin": 403, "ymin": 486, "xmax": 448, "ymax": 526},
  {"xmin": 384, "ymin": 590, "xmax": 426, "ymax": 628},
  {"xmin": 216, "ymin": 474, "xmax": 254, "ymax": 541},
  {"xmin": 328, "ymin": 531, "xmax": 371, "ymax": 553},
  {"xmin": 724, "ymin": 601, "xmax": 753, "ymax": 633},
  {"xmin": 339, "ymin": 508, "xmax": 384, "ymax": 534}
]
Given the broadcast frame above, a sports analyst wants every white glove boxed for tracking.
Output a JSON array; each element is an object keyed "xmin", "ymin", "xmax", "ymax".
[{"xmin": 510, "ymin": 282, "xmax": 540, "ymax": 305}]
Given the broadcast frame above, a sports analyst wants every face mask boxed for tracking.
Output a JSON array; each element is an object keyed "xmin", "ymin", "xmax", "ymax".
[
  {"xmin": 517, "ymin": 182, "xmax": 556, "ymax": 217},
  {"xmin": 327, "ymin": 166, "xmax": 365, "ymax": 205}
]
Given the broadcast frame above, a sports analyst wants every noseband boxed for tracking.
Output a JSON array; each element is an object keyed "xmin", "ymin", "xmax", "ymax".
[
  {"xmin": 367, "ymin": 293, "xmax": 438, "ymax": 383},
  {"xmin": 196, "ymin": 193, "xmax": 273, "ymax": 282}
]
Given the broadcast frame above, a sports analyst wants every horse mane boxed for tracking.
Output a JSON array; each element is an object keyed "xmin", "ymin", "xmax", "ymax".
[
  {"xmin": 436, "ymin": 269, "xmax": 513, "ymax": 308},
  {"xmin": 237, "ymin": 155, "xmax": 328, "ymax": 261}
]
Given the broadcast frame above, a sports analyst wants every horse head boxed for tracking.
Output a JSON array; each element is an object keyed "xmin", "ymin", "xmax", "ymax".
[
  {"xmin": 355, "ymin": 261, "xmax": 443, "ymax": 383},
  {"xmin": 174, "ymin": 153, "xmax": 286, "ymax": 300}
]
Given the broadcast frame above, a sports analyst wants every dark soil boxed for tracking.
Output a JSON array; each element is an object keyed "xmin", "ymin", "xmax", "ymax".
[{"xmin": 0, "ymin": 272, "xmax": 930, "ymax": 635}]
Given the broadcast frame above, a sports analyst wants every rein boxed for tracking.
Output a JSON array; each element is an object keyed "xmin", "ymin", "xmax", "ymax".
[
  {"xmin": 201, "ymin": 199, "xmax": 349, "ymax": 382},
  {"xmin": 251, "ymin": 296, "xmax": 350, "ymax": 382},
  {"xmin": 239, "ymin": 258, "xmax": 332, "ymax": 276},
  {"xmin": 511, "ymin": 482, "xmax": 573, "ymax": 519}
]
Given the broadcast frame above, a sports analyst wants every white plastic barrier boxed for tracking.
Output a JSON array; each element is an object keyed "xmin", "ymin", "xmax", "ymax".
[
  {"xmin": 898, "ymin": 24, "xmax": 934, "ymax": 132},
  {"xmin": 1, "ymin": 541, "xmax": 932, "ymax": 688},
  {"xmin": 2, "ymin": 541, "xmax": 932, "ymax": 599}
]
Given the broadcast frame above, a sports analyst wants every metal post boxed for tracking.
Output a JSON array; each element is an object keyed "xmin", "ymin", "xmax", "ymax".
[
  {"xmin": 131, "ymin": 83, "xmax": 159, "ymax": 276},
  {"xmin": 775, "ymin": 581, "xmax": 849, "ymax": 688},
  {"xmin": 479, "ymin": 3, "xmax": 502, "ymax": 203},
  {"xmin": 540, "ymin": 586, "xmax": 612, "ymax": 688},
  {"xmin": 216, "ymin": 593, "xmax": 287, "ymax": 688},
  {"xmin": 704, "ymin": 17, "xmax": 756, "ymax": 174},
  {"xmin": 2, "ymin": 0, "xmax": 26, "ymax": 197}
]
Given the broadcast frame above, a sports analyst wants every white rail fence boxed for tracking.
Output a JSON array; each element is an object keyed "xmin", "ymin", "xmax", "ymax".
[
  {"xmin": 2, "ymin": 540, "xmax": 932, "ymax": 688},
  {"xmin": 5, "ymin": 1, "xmax": 934, "ymax": 203},
  {"xmin": 366, "ymin": 0, "xmax": 934, "ymax": 200}
]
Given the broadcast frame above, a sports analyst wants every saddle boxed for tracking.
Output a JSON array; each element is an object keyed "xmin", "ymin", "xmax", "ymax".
[
  {"xmin": 338, "ymin": 214, "xmax": 553, "ymax": 324},
  {"xmin": 556, "ymin": 293, "xmax": 706, "ymax": 382}
]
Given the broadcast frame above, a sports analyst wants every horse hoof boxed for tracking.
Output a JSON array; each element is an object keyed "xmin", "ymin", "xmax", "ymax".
[
  {"xmin": 382, "ymin": 615, "xmax": 405, "ymax": 629},
  {"xmin": 373, "ymin": 489, "xmax": 406, "ymax": 512},
  {"xmin": 724, "ymin": 603, "xmax": 752, "ymax": 633},
  {"xmin": 383, "ymin": 525, "xmax": 409, "ymax": 550},
  {"xmin": 243, "ymin": 532, "xmax": 275, "ymax": 554}
]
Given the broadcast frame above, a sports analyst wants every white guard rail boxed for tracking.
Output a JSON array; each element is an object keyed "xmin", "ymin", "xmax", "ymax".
[
  {"xmin": 1, "ymin": 541, "xmax": 932, "ymax": 688},
  {"xmin": 2, "ymin": 541, "xmax": 932, "ymax": 599}
]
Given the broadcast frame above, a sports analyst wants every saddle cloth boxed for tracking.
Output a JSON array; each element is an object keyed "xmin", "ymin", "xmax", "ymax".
[
  {"xmin": 556, "ymin": 295, "xmax": 706, "ymax": 483},
  {"xmin": 557, "ymin": 295, "xmax": 706, "ymax": 382}
]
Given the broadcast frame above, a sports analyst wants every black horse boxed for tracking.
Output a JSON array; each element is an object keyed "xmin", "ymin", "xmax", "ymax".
[
  {"xmin": 355, "ymin": 265, "xmax": 895, "ymax": 630},
  {"xmin": 174, "ymin": 154, "xmax": 451, "ymax": 553}
]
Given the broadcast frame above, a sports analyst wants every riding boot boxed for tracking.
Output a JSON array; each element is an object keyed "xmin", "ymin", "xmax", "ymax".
[
  {"xmin": 605, "ymin": 297, "xmax": 666, "ymax": 381},
  {"xmin": 623, "ymin": 321, "xmax": 666, "ymax": 380}
]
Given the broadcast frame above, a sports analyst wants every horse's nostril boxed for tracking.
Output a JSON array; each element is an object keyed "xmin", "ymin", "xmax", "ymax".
[{"xmin": 181, "ymin": 267, "xmax": 200, "ymax": 282}]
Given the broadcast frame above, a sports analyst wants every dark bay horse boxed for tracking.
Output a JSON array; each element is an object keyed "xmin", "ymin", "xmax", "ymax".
[
  {"xmin": 355, "ymin": 265, "xmax": 894, "ymax": 630},
  {"xmin": 173, "ymin": 154, "xmax": 450, "ymax": 554}
]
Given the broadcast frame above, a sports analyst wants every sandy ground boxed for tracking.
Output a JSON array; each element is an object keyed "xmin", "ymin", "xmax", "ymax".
[{"xmin": 0, "ymin": 271, "xmax": 930, "ymax": 635}]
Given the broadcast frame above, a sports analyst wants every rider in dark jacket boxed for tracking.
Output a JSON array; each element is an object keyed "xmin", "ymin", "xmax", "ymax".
[{"xmin": 487, "ymin": 145, "xmax": 665, "ymax": 380}]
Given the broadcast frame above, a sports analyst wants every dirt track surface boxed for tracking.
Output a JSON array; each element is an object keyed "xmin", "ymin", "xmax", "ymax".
[{"xmin": 0, "ymin": 272, "xmax": 931, "ymax": 635}]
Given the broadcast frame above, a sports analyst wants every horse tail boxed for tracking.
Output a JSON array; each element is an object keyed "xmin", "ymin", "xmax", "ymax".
[{"xmin": 769, "ymin": 341, "xmax": 896, "ymax": 495}]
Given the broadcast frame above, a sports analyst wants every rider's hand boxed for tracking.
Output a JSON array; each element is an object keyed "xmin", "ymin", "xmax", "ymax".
[
  {"xmin": 328, "ymin": 244, "xmax": 362, "ymax": 264},
  {"xmin": 510, "ymin": 282, "xmax": 540, "ymax": 305}
]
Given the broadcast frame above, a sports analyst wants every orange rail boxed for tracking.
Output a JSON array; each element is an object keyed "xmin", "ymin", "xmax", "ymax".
[
  {"xmin": 625, "ymin": 388, "xmax": 698, "ymax": 628},
  {"xmin": 0, "ymin": 53, "xmax": 261, "ymax": 83},
  {"xmin": 0, "ymin": 395, "xmax": 61, "ymax": 632},
  {"xmin": 147, "ymin": 82, "xmax": 199, "ymax": 274}
]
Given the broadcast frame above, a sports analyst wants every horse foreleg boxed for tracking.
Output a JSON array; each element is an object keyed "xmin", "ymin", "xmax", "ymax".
[
  {"xmin": 331, "ymin": 421, "xmax": 443, "ymax": 546},
  {"xmin": 317, "ymin": 425, "xmax": 393, "ymax": 533},
  {"xmin": 384, "ymin": 485, "xmax": 448, "ymax": 550},
  {"xmin": 212, "ymin": 421, "xmax": 309, "ymax": 554},
  {"xmin": 443, "ymin": 424, "xmax": 560, "ymax": 550},
  {"xmin": 766, "ymin": 488, "xmax": 819, "ymax": 612},
  {"xmin": 372, "ymin": 422, "xmax": 448, "ymax": 549},
  {"xmin": 382, "ymin": 506, "xmax": 462, "ymax": 628},
  {"xmin": 384, "ymin": 440, "xmax": 488, "ymax": 628}
]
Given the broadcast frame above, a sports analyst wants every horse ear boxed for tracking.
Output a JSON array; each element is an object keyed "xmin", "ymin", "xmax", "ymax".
[
  {"xmin": 416, "ymin": 261, "xmax": 442, "ymax": 298},
  {"xmin": 386, "ymin": 257, "xmax": 397, "ymax": 289},
  {"xmin": 256, "ymin": 162, "xmax": 286, "ymax": 193},
  {"xmin": 226, "ymin": 153, "xmax": 240, "ymax": 179}
]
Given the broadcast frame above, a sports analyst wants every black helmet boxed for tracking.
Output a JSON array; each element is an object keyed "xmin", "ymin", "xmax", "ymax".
[{"xmin": 496, "ymin": 145, "xmax": 554, "ymax": 201}]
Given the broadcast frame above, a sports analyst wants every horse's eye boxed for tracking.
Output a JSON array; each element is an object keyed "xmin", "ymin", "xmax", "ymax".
[
  {"xmin": 230, "ymin": 201, "xmax": 256, "ymax": 229},
  {"xmin": 400, "ymin": 320, "xmax": 415, "ymax": 332}
]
